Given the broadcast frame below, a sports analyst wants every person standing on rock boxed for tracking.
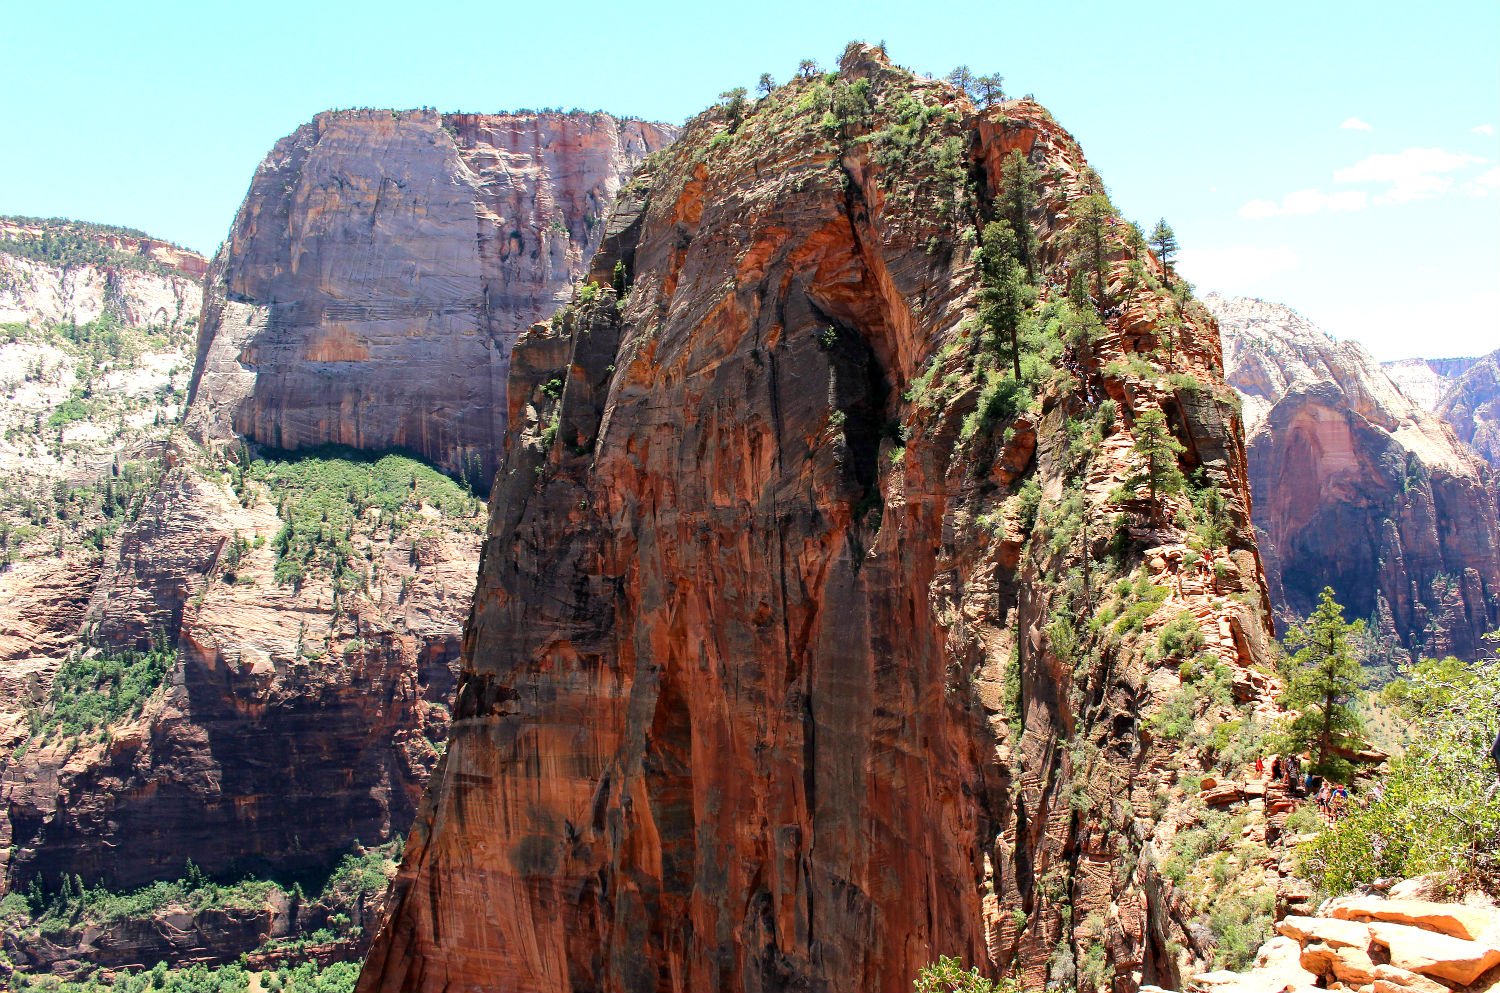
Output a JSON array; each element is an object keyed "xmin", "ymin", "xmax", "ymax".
[{"xmin": 1272, "ymin": 756, "xmax": 1283, "ymax": 782}]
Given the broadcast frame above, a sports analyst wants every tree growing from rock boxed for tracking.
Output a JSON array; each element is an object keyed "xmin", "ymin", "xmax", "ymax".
[
  {"xmin": 1150, "ymin": 218, "xmax": 1178, "ymax": 284},
  {"xmin": 757, "ymin": 73, "xmax": 775, "ymax": 98},
  {"xmin": 1074, "ymin": 192, "xmax": 1115, "ymax": 308},
  {"xmin": 1279, "ymin": 587, "xmax": 1366, "ymax": 780},
  {"xmin": 978, "ymin": 220, "xmax": 1035, "ymax": 381},
  {"xmin": 719, "ymin": 88, "xmax": 749, "ymax": 131},
  {"xmin": 975, "ymin": 74, "xmax": 1005, "ymax": 107},
  {"xmin": 999, "ymin": 150, "xmax": 1040, "ymax": 279},
  {"xmin": 1129, "ymin": 408, "xmax": 1185, "ymax": 505}
]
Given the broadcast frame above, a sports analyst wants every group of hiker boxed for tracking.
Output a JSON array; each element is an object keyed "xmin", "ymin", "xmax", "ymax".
[{"xmin": 1257, "ymin": 753, "xmax": 1376, "ymax": 825}]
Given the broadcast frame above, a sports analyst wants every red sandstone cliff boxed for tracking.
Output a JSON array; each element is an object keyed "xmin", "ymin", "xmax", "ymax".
[
  {"xmin": 1, "ymin": 110, "xmax": 670, "ymax": 975},
  {"xmin": 185, "ymin": 109, "xmax": 675, "ymax": 486},
  {"xmin": 1212, "ymin": 294, "xmax": 1500, "ymax": 663},
  {"xmin": 360, "ymin": 47, "xmax": 1280, "ymax": 993}
]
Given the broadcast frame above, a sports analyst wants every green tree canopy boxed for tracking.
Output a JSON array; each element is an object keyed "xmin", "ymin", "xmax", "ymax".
[
  {"xmin": 1149, "ymin": 218, "xmax": 1179, "ymax": 282},
  {"xmin": 1279, "ymin": 588, "xmax": 1366, "ymax": 780},
  {"xmin": 998, "ymin": 150, "xmax": 1040, "ymax": 279},
  {"xmin": 978, "ymin": 220, "xmax": 1036, "ymax": 381},
  {"xmin": 1128, "ymin": 408, "xmax": 1185, "ymax": 505}
]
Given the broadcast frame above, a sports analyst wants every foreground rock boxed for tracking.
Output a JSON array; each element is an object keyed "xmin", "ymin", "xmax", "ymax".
[
  {"xmin": 1178, "ymin": 886, "xmax": 1500, "ymax": 993},
  {"xmin": 360, "ymin": 46, "xmax": 1278, "ymax": 993}
]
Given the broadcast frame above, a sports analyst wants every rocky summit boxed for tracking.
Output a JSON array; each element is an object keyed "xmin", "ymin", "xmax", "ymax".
[
  {"xmin": 186, "ymin": 109, "xmax": 674, "ymax": 488},
  {"xmin": 359, "ymin": 45, "xmax": 1279, "ymax": 993},
  {"xmin": 1211, "ymin": 294, "xmax": 1500, "ymax": 664}
]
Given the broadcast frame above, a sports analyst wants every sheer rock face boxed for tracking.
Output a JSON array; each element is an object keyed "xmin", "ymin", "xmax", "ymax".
[
  {"xmin": 185, "ymin": 109, "xmax": 674, "ymax": 486},
  {"xmin": 1435, "ymin": 350, "xmax": 1500, "ymax": 467},
  {"xmin": 361, "ymin": 50, "xmax": 1277, "ymax": 993},
  {"xmin": 2, "ymin": 113, "xmax": 670, "ymax": 899},
  {"xmin": 0, "ymin": 443, "xmax": 479, "ymax": 892},
  {"xmin": 1212, "ymin": 294, "xmax": 1500, "ymax": 661}
]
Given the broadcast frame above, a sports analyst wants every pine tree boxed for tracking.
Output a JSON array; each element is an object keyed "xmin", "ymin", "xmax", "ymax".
[
  {"xmin": 998, "ymin": 150, "xmax": 1040, "ymax": 279},
  {"xmin": 797, "ymin": 59, "xmax": 819, "ymax": 79},
  {"xmin": 947, "ymin": 65, "xmax": 975, "ymax": 98},
  {"xmin": 1074, "ymin": 193, "xmax": 1114, "ymax": 307},
  {"xmin": 975, "ymin": 74, "xmax": 1005, "ymax": 107},
  {"xmin": 1129, "ymin": 408, "xmax": 1185, "ymax": 505},
  {"xmin": 1149, "ymin": 218, "xmax": 1179, "ymax": 284},
  {"xmin": 719, "ymin": 88, "xmax": 748, "ymax": 130},
  {"xmin": 1280, "ymin": 588, "xmax": 1367, "ymax": 779},
  {"xmin": 978, "ymin": 220, "xmax": 1035, "ymax": 381},
  {"xmin": 757, "ymin": 73, "xmax": 775, "ymax": 98}
]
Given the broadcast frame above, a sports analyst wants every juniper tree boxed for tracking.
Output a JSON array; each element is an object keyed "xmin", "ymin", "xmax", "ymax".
[
  {"xmin": 757, "ymin": 73, "xmax": 775, "ymax": 98},
  {"xmin": 1279, "ymin": 588, "xmax": 1367, "ymax": 780},
  {"xmin": 1150, "ymin": 218, "xmax": 1179, "ymax": 284},
  {"xmin": 797, "ymin": 59, "xmax": 819, "ymax": 79},
  {"xmin": 719, "ymin": 88, "xmax": 748, "ymax": 130}
]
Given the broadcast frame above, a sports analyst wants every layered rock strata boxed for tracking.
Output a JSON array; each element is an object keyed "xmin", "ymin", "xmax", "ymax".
[
  {"xmin": 186, "ymin": 109, "xmax": 674, "ymax": 487},
  {"xmin": 1212, "ymin": 294, "xmax": 1500, "ymax": 661},
  {"xmin": 361, "ymin": 47, "xmax": 1278, "ymax": 993}
]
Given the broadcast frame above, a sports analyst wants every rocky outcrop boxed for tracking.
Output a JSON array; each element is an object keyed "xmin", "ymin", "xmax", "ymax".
[
  {"xmin": 1212, "ymin": 294, "xmax": 1500, "ymax": 662},
  {"xmin": 185, "ymin": 109, "xmax": 674, "ymax": 487},
  {"xmin": 0, "ymin": 441, "xmax": 479, "ymax": 892},
  {"xmin": 361, "ymin": 48, "xmax": 1277, "ymax": 993}
]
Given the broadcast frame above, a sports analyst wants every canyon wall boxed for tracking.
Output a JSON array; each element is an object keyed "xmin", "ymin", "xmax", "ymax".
[
  {"xmin": 361, "ymin": 47, "xmax": 1281, "ymax": 993},
  {"xmin": 2, "ymin": 111, "xmax": 667, "ymax": 975},
  {"xmin": 186, "ymin": 109, "xmax": 674, "ymax": 487},
  {"xmin": 1213, "ymin": 294, "xmax": 1500, "ymax": 663}
]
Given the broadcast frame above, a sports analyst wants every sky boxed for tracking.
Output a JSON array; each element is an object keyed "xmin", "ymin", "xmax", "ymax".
[{"xmin": 2, "ymin": 0, "xmax": 1495, "ymax": 360}]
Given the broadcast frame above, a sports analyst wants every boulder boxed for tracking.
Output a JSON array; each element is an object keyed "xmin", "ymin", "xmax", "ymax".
[{"xmin": 1277, "ymin": 915, "xmax": 1374, "ymax": 950}]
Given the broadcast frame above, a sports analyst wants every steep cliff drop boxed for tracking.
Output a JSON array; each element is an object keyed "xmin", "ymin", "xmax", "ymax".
[
  {"xmin": 186, "ymin": 109, "xmax": 675, "ymax": 488},
  {"xmin": 1, "ymin": 113, "xmax": 671, "ymax": 974},
  {"xmin": 361, "ymin": 47, "xmax": 1280, "ymax": 993},
  {"xmin": 1212, "ymin": 294, "xmax": 1500, "ymax": 663}
]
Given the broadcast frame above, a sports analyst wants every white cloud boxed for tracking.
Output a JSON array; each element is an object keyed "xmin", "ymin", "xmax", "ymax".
[
  {"xmin": 1239, "ymin": 188, "xmax": 1369, "ymax": 218},
  {"xmin": 1463, "ymin": 166, "xmax": 1500, "ymax": 197},
  {"xmin": 1175, "ymin": 244, "xmax": 1299, "ymax": 293},
  {"xmin": 1333, "ymin": 146, "xmax": 1487, "ymax": 203},
  {"xmin": 1473, "ymin": 124, "xmax": 1496, "ymax": 136},
  {"xmin": 1340, "ymin": 116, "xmax": 1373, "ymax": 131}
]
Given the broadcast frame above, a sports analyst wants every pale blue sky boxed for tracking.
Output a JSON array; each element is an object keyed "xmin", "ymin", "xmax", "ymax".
[{"xmin": 3, "ymin": 0, "xmax": 1495, "ymax": 359}]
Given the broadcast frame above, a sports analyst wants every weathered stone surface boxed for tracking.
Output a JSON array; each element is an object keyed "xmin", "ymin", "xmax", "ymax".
[
  {"xmin": 360, "ymin": 48, "xmax": 1276, "ymax": 993},
  {"xmin": 1367, "ymin": 922, "xmax": 1500, "ymax": 986},
  {"xmin": 185, "ymin": 109, "xmax": 674, "ymax": 486},
  {"xmin": 1331, "ymin": 897, "xmax": 1499, "ymax": 943},
  {"xmin": 1213, "ymin": 294, "xmax": 1500, "ymax": 661},
  {"xmin": 1276, "ymin": 915, "xmax": 1373, "ymax": 950}
]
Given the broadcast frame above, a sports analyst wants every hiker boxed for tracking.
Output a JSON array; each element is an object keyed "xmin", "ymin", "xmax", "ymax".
[
  {"xmin": 1255, "ymin": 755, "xmax": 1265, "ymax": 777},
  {"xmin": 1271, "ymin": 756, "xmax": 1283, "ymax": 781},
  {"xmin": 1332, "ymin": 783, "xmax": 1349, "ymax": 820},
  {"xmin": 1491, "ymin": 728, "xmax": 1500, "ymax": 776}
]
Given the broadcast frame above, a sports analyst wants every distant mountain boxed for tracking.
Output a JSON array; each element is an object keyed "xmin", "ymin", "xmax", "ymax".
[{"xmin": 1210, "ymin": 292, "xmax": 1500, "ymax": 665}]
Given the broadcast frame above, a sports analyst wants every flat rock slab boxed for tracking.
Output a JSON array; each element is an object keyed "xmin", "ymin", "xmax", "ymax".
[
  {"xmin": 1367, "ymin": 921, "xmax": 1500, "ymax": 986},
  {"xmin": 1278, "ymin": 915, "xmax": 1374, "ymax": 950},
  {"xmin": 1332, "ymin": 897, "xmax": 1499, "ymax": 943}
]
